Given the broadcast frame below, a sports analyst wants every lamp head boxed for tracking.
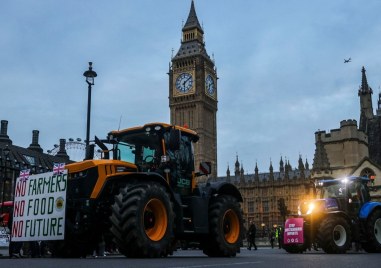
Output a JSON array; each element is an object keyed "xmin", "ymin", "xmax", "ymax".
[{"xmin": 83, "ymin": 62, "xmax": 97, "ymax": 85}]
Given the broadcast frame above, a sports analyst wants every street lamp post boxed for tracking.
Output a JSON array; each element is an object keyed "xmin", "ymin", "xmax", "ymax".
[
  {"xmin": 83, "ymin": 62, "xmax": 97, "ymax": 148},
  {"xmin": 1, "ymin": 145, "xmax": 10, "ymax": 214}
]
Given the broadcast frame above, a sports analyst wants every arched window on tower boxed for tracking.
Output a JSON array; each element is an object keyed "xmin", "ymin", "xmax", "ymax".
[{"xmin": 360, "ymin": 167, "xmax": 375, "ymax": 179}]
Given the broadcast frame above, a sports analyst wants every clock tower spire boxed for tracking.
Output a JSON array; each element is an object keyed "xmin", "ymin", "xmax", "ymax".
[{"xmin": 169, "ymin": 1, "xmax": 218, "ymax": 179}]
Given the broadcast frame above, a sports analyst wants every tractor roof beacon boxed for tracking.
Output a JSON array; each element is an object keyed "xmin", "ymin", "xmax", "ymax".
[{"xmin": 52, "ymin": 123, "xmax": 244, "ymax": 258}]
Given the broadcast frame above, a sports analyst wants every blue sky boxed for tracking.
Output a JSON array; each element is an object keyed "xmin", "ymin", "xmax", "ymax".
[{"xmin": 1, "ymin": 0, "xmax": 381, "ymax": 176}]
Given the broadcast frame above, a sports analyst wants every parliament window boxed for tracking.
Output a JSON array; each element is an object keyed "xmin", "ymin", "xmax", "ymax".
[
  {"xmin": 263, "ymin": 201, "xmax": 269, "ymax": 212},
  {"xmin": 248, "ymin": 201, "xmax": 255, "ymax": 213}
]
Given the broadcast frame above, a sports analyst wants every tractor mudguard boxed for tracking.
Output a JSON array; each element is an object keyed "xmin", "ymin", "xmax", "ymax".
[
  {"xmin": 198, "ymin": 181, "xmax": 243, "ymax": 202},
  {"xmin": 359, "ymin": 201, "xmax": 381, "ymax": 219}
]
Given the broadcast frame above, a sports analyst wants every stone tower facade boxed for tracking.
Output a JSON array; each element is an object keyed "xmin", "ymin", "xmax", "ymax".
[
  {"xmin": 169, "ymin": 1, "xmax": 218, "ymax": 179},
  {"xmin": 312, "ymin": 119, "xmax": 369, "ymax": 178}
]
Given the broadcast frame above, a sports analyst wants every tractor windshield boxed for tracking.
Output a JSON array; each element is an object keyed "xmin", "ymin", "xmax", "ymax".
[
  {"xmin": 317, "ymin": 179, "xmax": 370, "ymax": 203},
  {"xmin": 318, "ymin": 184, "xmax": 346, "ymax": 199},
  {"xmin": 114, "ymin": 131, "xmax": 162, "ymax": 172}
]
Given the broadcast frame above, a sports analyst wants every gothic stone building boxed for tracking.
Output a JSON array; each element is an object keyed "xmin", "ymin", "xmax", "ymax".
[{"xmin": 169, "ymin": 1, "xmax": 218, "ymax": 179}]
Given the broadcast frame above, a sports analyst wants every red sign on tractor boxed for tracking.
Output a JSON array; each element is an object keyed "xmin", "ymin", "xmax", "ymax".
[{"xmin": 284, "ymin": 218, "xmax": 304, "ymax": 245}]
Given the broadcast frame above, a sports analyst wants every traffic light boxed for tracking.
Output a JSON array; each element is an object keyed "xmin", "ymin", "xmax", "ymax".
[
  {"xmin": 277, "ymin": 198, "xmax": 282, "ymax": 212},
  {"xmin": 277, "ymin": 198, "xmax": 287, "ymax": 219},
  {"xmin": 281, "ymin": 203, "xmax": 287, "ymax": 218},
  {"xmin": 370, "ymin": 175, "xmax": 375, "ymax": 186}
]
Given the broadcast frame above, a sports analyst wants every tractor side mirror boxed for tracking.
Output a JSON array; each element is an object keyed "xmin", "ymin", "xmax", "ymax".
[
  {"xmin": 95, "ymin": 136, "xmax": 110, "ymax": 159},
  {"xmin": 168, "ymin": 128, "xmax": 181, "ymax": 151}
]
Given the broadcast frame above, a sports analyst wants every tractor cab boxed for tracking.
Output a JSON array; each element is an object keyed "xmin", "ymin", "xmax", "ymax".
[
  {"xmin": 315, "ymin": 177, "xmax": 371, "ymax": 214},
  {"xmin": 107, "ymin": 123, "xmax": 201, "ymax": 196},
  {"xmin": 317, "ymin": 177, "xmax": 370, "ymax": 201}
]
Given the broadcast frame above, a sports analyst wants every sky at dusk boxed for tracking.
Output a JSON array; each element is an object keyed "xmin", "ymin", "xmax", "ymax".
[{"xmin": 1, "ymin": 0, "xmax": 381, "ymax": 176}]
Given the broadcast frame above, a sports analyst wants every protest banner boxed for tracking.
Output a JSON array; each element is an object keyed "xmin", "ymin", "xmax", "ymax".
[
  {"xmin": 283, "ymin": 217, "xmax": 304, "ymax": 244},
  {"xmin": 11, "ymin": 169, "xmax": 67, "ymax": 242}
]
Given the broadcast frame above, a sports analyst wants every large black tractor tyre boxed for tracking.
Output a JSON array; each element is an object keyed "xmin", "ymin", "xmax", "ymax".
[
  {"xmin": 202, "ymin": 195, "xmax": 243, "ymax": 257},
  {"xmin": 110, "ymin": 183, "xmax": 174, "ymax": 258},
  {"xmin": 316, "ymin": 216, "xmax": 351, "ymax": 254},
  {"xmin": 361, "ymin": 209, "xmax": 381, "ymax": 253}
]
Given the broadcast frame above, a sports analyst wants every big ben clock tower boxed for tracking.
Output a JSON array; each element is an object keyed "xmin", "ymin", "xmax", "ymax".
[{"xmin": 169, "ymin": 0, "xmax": 218, "ymax": 179}]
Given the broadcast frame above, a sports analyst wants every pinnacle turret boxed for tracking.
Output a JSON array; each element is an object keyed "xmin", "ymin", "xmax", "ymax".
[
  {"xmin": 279, "ymin": 156, "xmax": 284, "ymax": 173},
  {"xmin": 183, "ymin": 0, "xmax": 203, "ymax": 33},
  {"xmin": 358, "ymin": 66, "xmax": 374, "ymax": 131},
  {"xmin": 358, "ymin": 66, "xmax": 373, "ymax": 95},
  {"xmin": 312, "ymin": 132, "xmax": 330, "ymax": 173}
]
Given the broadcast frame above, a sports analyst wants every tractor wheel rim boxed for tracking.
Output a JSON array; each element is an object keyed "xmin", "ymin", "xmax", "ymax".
[
  {"xmin": 223, "ymin": 209, "xmax": 240, "ymax": 244},
  {"xmin": 143, "ymin": 198, "xmax": 167, "ymax": 241},
  {"xmin": 333, "ymin": 225, "xmax": 346, "ymax": 247},
  {"xmin": 375, "ymin": 218, "xmax": 381, "ymax": 243}
]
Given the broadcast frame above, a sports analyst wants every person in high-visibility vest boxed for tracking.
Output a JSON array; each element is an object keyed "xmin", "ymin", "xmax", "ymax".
[{"xmin": 277, "ymin": 227, "xmax": 283, "ymax": 249}]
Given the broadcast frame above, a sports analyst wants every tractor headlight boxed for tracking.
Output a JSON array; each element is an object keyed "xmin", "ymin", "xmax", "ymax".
[
  {"xmin": 306, "ymin": 203, "xmax": 315, "ymax": 215},
  {"xmin": 298, "ymin": 201, "xmax": 317, "ymax": 215}
]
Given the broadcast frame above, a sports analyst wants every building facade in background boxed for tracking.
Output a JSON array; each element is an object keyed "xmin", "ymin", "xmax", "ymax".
[
  {"xmin": 312, "ymin": 119, "xmax": 370, "ymax": 179},
  {"xmin": 0, "ymin": 120, "xmax": 72, "ymax": 202},
  {"xmin": 218, "ymin": 156, "xmax": 314, "ymax": 232}
]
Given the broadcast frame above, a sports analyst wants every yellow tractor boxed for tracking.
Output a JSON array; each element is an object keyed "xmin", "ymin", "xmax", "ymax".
[{"xmin": 53, "ymin": 123, "xmax": 243, "ymax": 258}]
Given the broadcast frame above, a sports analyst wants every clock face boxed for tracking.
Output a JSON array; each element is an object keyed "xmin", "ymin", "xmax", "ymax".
[
  {"xmin": 175, "ymin": 73, "xmax": 193, "ymax": 93},
  {"xmin": 205, "ymin": 74, "xmax": 215, "ymax": 95}
]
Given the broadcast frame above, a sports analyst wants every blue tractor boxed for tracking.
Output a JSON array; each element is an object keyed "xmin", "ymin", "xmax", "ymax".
[{"xmin": 283, "ymin": 176, "xmax": 381, "ymax": 253}]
